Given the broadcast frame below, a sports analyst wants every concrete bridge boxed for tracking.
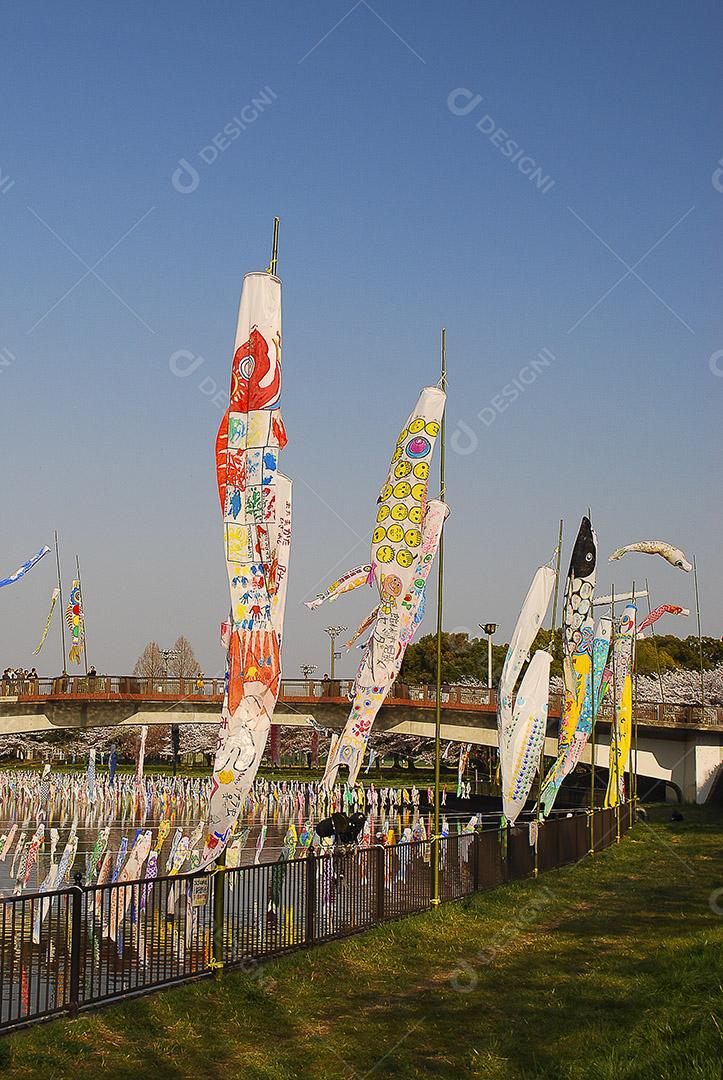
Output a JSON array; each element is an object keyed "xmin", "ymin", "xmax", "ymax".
[{"xmin": 1, "ymin": 676, "xmax": 721, "ymax": 804}]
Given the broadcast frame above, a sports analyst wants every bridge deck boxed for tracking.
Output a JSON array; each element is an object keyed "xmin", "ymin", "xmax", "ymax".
[{"xmin": 0, "ymin": 676, "xmax": 721, "ymax": 732}]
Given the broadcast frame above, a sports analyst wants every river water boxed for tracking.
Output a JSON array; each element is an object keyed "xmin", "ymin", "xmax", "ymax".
[{"xmin": 0, "ymin": 771, "xmax": 489, "ymax": 896}]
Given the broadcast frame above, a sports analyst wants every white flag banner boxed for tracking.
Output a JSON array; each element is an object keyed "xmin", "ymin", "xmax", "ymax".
[
  {"xmin": 502, "ymin": 649, "xmax": 552, "ymax": 824},
  {"xmin": 497, "ymin": 566, "xmax": 555, "ymax": 785}
]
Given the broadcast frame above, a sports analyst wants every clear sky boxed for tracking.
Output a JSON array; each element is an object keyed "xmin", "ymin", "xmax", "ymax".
[{"xmin": 0, "ymin": 1, "xmax": 721, "ymax": 680}]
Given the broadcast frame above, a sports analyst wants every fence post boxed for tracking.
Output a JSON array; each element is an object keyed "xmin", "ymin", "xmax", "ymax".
[
  {"xmin": 68, "ymin": 886, "xmax": 83, "ymax": 1017},
  {"xmin": 305, "ymin": 853, "xmax": 316, "ymax": 946},
  {"xmin": 212, "ymin": 852, "xmax": 226, "ymax": 973},
  {"xmin": 498, "ymin": 821, "xmax": 509, "ymax": 883},
  {"xmin": 375, "ymin": 845, "xmax": 385, "ymax": 922},
  {"xmin": 472, "ymin": 832, "xmax": 481, "ymax": 891}
]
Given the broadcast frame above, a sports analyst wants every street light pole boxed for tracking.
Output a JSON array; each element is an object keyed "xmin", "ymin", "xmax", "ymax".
[
  {"xmin": 323, "ymin": 626, "xmax": 347, "ymax": 682},
  {"xmin": 480, "ymin": 623, "xmax": 497, "ymax": 691},
  {"xmin": 162, "ymin": 648, "xmax": 180, "ymax": 776},
  {"xmin": 300, "ymin": 663, "xmax": 317, "ymax": 693}
]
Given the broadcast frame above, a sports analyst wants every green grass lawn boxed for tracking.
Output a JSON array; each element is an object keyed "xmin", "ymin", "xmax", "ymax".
[{"xmin": 2, "ymin": 806, "xmax": 721, "ymax": 1080}]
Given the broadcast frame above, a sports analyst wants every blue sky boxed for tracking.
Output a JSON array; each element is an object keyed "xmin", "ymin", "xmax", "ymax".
[{"xmin": 0, "ymin": 1, "xmax": 721, "ymax": 679}]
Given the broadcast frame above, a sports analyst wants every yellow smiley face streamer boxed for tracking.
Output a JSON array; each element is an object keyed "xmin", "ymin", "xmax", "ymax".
[{"xmin": 316, "ymin": 385, "xmax": 447, "ymax": 790}]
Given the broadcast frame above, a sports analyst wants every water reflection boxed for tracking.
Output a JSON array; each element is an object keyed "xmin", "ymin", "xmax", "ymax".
[{"xmin": 0, "ymin": 772, "xmax": 484, "ymax": 896}]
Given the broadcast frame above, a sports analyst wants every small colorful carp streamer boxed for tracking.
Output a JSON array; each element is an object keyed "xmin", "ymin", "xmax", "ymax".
[
  {"xmin": 65, "ymin": 580, "xmax": 85, "ymax": 664},
  {"xmin": 109, "ymin": 745, "xmax": 118, "ymax": 787},
  {"xmin": 37, "ymin": 764, "xmax": 52, "ymax": 824},
  {"xmin": 87, "ymin": 749, "xmax": 96, "ymax": 804},
  {"xmin": 457, "ymin": 743, "xmax": 471, "ymax": 797},
  {"xmin": 110, "ymin": 831, "xmax": 152, "ymax": 941},
  {"xmin": 310, "ymin": 386, "xmax": 448, "ymax": 787},
  {"xmin": 304, "ymin": 565, "xmax": 372, "ymax": 610},
  {"xmin": 33, "ymin": 588, "xmax": 60, "ymax": 655},
  {"xmin": 136, "ymin": 727, "xmax": 147, "ymax": 783},
  {"xmin": 85, "ymin": 827, "xmax": 109, "ymax": 884},
  {"xmin": 111, "ymin": 837, "xmax": 128, "ymax": 882},
  {"xmin": 22, "ymin": 824, "xmax": 44, "ymax": 888},
  {"xmin": 57, "ymin": 828, "xmax": 78, "ymax": 885}
]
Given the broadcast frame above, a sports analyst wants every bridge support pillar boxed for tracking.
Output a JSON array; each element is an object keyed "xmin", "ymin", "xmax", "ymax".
[
  {"xmin": 270, "ymin": 724, "xmax": 280, "ymax": 767},
  {"xmin": 669, "ymin": 731, "xmax": 723, "ymax": 804}
]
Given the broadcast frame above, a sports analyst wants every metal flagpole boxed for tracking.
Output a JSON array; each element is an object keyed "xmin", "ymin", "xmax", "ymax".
[
  {"xmin": 54, "ymin": 531, "xmax": 67, "ymax": 677},
  {"xmin": 589, "ymin": 524, "xmax": 598, "ymax": 854},
  {"xmin": 75, "ymin": 555, "xmax": 89, "ymax": 675},
  {"xmin": 432, "ymin": 328, "xmax": 446, "ymax": 907},
  {"xmin": 693, "ymin": 555, "xmax": 705, "ymax": 715},
  {"xmin": 622, "ymin": 578, "xmax": 635, "ymax": 829},
  {"xmin": 643, "ymin": 577, "xmax": 665, "ymax": 708},
  {"xmin": 585, "ymin": 517, "xmax": 593, "ymax": 848},
  {"xmin": 534, "ymin": 519, "xmax": 563, "ymax": 877},
  {"xmin": 632, "ymin": 581, "xmax": 639, "ymax": 808},
  {"xmin": 609, "ymin": 583, "xmax": 622, "ymax": 842},
  {"xmin": 268, "ymin": 216, "xmax": 280, "ymax": 276},
  {"xmin": 609, "ymin": 586, "xmax": 619, "ymax": 836}
]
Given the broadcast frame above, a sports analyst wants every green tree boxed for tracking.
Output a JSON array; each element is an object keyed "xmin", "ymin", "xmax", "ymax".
[{"xmin": 400, "ymin": 632, "xmax": 507, "ymax": 686}]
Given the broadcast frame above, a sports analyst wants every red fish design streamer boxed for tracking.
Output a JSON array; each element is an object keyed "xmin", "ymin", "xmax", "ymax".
[
  {"xmin": 202, "ymin": 269, "xmax": 292, "ymax": 865},
  {"xmin": 637, "ymin": 604, "xmax": 689, "ymax": 634}
]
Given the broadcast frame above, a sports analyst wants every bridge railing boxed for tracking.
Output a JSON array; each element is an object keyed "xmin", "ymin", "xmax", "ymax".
[
  {"xmin": 2, "ymin": 675, "xmax": 226, "ymax": 699},
  {"xmin": 3, "ymin": 676, "xmax": 721, "ymax": 727},
  {"xmin": 0, "ymin": 805, "xmax": 634, "ymax": 1033}
]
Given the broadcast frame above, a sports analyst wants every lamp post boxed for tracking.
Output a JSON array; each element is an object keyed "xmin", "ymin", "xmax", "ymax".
[
  {"xmin": 300, "ymin": 663, "xmax": 317, "ymax": 694},
  {"xmin": 323, "ymin": 626, "xmax": 347, "ymax": 683},
  {"xmin": 162, "ymin": 648, "xmax": 180, "ymax": 775},
  {"xmin": 479, "ymin": 623, "xmax": 497, "ymax": 691},
  {"xmin": 161, "ymin": 648, "xmax": 179, "ymax": 678}
]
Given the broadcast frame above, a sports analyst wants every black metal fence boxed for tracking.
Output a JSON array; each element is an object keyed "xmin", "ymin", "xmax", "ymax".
[{"xmin": 0, "ymin": 805, "xmax": 633, "ymax": 1033}]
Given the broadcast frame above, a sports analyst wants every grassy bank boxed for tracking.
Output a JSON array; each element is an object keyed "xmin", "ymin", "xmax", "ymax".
[{"xmin": 2, "ymin": 806, "xmax": 721, "ymax": 1079}]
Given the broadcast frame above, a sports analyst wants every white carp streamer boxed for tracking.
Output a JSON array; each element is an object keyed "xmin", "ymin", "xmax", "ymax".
[
  {"xmin": 609, "ymin": 540, "xmax": 691, "ymax": 573},
  {"xmin": 203, "ymin": 270, "xmax": 292, "ymax": 865}
]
